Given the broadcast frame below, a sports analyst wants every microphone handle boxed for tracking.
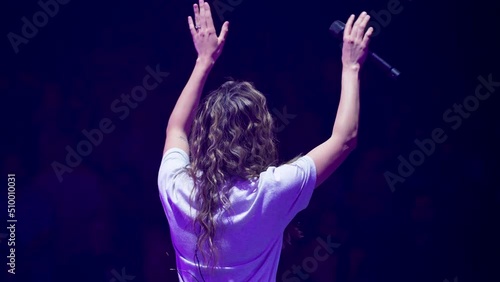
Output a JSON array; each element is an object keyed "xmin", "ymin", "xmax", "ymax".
[{"xmin": 369, "ymin": 51, "xmax": 401, "ymax": 79}]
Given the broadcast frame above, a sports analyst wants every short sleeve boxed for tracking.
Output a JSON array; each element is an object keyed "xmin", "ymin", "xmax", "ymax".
[
  {"xmin": 257, "ymin": 155, "xmax": 317, "ymax": 227},
  {"xmin": 158, "ymin": 148, "xmax": 190, "ymax": 192}
]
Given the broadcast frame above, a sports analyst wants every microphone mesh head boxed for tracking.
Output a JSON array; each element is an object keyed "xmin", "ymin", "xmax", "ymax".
[{"xmin": 329, "ymin": 20, "xmax": 346, "ymax": 38}]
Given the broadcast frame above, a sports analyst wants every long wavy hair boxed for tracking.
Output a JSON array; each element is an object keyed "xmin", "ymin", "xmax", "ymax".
[{"xmin": 185, "ymin": 80, "xmax": 279, "ymax": 268}]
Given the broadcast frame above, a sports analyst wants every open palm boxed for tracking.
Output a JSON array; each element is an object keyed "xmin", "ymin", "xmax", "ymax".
[{"xmin": 188, "ymin": 0, "xmax": 229, "ymax": 62}]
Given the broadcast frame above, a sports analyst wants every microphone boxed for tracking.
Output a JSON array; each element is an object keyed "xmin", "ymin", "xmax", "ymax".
[{"xmin": 329, "ymin": 20, "xmax": 401, "ymax": 79}]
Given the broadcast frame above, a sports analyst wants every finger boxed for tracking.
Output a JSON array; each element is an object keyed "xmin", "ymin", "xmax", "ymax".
[
  {"xmin": 344, "ymin": 14, "xmax": 355, "ymax": 39},
  {"xmin": 199, "ymin": 0, "xmax": 206, "ymax": 28},
  {"xmin": 218, "ymin": 21, "xmax": 230, "ymax": 47},
  {"xmin": 359, "ymin": 13, "xmax": 371, "ymax": 39},
  {"xmin": 362, "ymin": 26, "xmax": 374, "ymax": 46},
  {"xmin": 352, "ymin": 12, "xmax": 365, "ymax": 39},
  {"xmin": 204, "ymin": 2, "xmax": 216, "ymax": 31},
  {"xmin": 193, "ymin": 3, "xmax": 201, "ymax": 27},
  {"xmin": 188, "ymin": 16, "xmax": 197, "ymax": 37},
  {"xmin": 353, "ymin": 12, "xmax": 367, "ymax": 40}
]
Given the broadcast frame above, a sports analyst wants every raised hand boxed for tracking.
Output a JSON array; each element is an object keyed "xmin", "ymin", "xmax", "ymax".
[
  {"xmin": 188, "ymin": 0, "xmax": 229, "ymax": 63},
  {"xmin": 342, "ymin": 12, "xmax": 373, "ymax": 69}
]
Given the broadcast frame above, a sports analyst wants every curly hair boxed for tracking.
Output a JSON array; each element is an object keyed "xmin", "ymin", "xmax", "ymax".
[{"xmin": 185, "ymin": 80, "xmax": 279, "ymax": 268}]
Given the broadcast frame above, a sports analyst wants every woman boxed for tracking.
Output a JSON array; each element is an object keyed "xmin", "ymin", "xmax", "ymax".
[{"xmin": 158, "ymin": 1, "xmax": 373, "ymax": 281}]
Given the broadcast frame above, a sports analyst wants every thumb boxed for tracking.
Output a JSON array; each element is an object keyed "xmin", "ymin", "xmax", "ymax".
[{"xmin": 218, "ymin": 21, "xmax": 229, "ymax": 46}]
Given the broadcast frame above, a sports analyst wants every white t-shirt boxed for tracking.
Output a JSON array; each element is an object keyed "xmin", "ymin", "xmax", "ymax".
[{"xmin": 158, "ymin": 148, "xmax": 317, "ymax": 282}]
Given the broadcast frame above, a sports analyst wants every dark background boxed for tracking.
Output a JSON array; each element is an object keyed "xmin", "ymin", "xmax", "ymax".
[{"xmin": 1, "ymin": 0, "xmax": 499, "ymax": 281}]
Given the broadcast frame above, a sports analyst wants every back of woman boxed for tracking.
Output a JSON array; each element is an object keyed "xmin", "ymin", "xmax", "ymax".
[
  {"xmin": 159, "ymin": 146, "xmax": 316, "ymax": 281},
  {"xmin": 158, "ymin": 1, "xmax": 373, "ymax": 281}
]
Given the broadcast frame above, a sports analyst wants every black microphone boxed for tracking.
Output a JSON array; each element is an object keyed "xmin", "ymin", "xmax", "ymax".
[{"xmin": 329, "ymin": 20, "xmax": 401, "ymax": 79}]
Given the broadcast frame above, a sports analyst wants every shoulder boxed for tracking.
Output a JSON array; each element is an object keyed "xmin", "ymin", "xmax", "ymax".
[
  {"xmin": 158, "ymin": 147, "xmax": 191, "ymax": 191},
  {"xmin": 162, "ymin": 147, "xmax": 190, "ymax": 163},
  {"xmin": 258, "ymin": 156, "xmax": 316, "ymax": 188}
]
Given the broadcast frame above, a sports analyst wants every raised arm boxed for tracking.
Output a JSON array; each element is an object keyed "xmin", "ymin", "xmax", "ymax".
[
  {"xmin": 163, "ymin": 0, "xmax": 229, "ymax": 155},
  {"xmin": 307, "ymin": 12, "xmax": 373, "ymax": 187}
]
